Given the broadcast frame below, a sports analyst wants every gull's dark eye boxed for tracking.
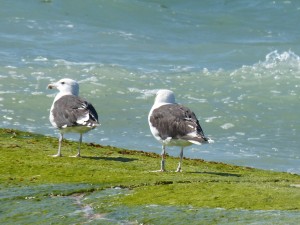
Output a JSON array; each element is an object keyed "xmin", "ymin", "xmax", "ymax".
[{"xmin": 61, "ymin": 82, "xmax": 65, "ymax": 85}]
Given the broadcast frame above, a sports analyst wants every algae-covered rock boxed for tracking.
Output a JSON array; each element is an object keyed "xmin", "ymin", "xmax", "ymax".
[{"xmin": 0, "ymin": 128, "xmax": 299, "ymax": 212}]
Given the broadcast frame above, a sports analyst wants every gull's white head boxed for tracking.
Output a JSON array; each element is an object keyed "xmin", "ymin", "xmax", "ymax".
[
  {"xmin": 47, "ymin": 78, "xmax": 79, "ymax": 96},
  {"xmin": 154, "ymin": 89, "xmax": 176, "ymax": 105}
]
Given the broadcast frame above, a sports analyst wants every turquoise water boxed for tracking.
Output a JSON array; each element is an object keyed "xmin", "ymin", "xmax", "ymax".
[{"xmin": 0, "ymin": 1, "xmax": 299, "ymax": 173}]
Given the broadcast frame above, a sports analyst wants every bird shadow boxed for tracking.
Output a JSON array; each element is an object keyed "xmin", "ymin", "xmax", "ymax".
[
  {"xmin": 187, "ymin": 171, "xmax": 241, "ymax": 177},
  {"xmin": 81, "ymin": 156, "xmax": 137, "ymax": 163}
]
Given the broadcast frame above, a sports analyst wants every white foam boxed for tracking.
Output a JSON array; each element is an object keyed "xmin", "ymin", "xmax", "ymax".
[
  {"xmin": 247, "ymin": 137, "xmax": 260, "ymax": 141},
  {"xmin": 220, "ymin": 123, "xmax": 235, "ymax": 130},
  {"xmin": 78, "ymin": 76, "xmax": 98, "ymax": 83},
  {"xmin": 128, "ymin": 88, "xmax": 160, "ymax": 99},
  {"xmin": 32, "ymin": 92, "xmax": 43, "ymax": 95},
  {"xmin": 34, "ymin": 56, "xmax": 48, "ymax": 62},
  {"xmin": 3, "ymin": 115, "xmax": 13, "ymax": 120},
  {"xmin": 187, "ymin": 96, "xmax": 207, "ymax": 103},
  {"xmin": 205, "ymin": 116, "xmax": 219, "ymax": 123}
]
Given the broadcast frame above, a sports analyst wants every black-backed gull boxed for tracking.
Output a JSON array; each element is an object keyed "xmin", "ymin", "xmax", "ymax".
[
  {"xmin": 47, "ymin": 78, "xmax": 99, "ymax": 157},
  {"xmin": 148, "ymin": 89, "xmax": 213, "ymax": 172}
]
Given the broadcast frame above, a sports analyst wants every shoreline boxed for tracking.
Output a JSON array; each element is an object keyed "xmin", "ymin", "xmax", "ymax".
[{"xmin": 1, "ymin": 128, "xmax": 299, "ymax": 223}]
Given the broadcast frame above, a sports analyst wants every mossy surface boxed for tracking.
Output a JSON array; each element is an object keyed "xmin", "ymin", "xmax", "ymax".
[{"xmin": 1, "ymin": 128, "xmax": 299, "ymax": 211}]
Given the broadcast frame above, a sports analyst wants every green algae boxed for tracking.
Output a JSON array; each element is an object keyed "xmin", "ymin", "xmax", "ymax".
[
  {"xmin": 118, "ymin": 182, "xmax": 300, "ymax": 210},
  {"xmin": 0, "ymin": 128, "xmax": 299, "ymax": 213},
  {"xmin": 1, "ymin": 185, "xmax": 300, "ymax": 224}
]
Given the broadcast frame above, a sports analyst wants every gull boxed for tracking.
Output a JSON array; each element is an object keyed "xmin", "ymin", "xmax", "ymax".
[
  {"xmin": 47, "ymin": 78, "xmax": 99, "ymax": 157},
  {"xmin": 148, "ymin": 89, "xmax": 213, "ymax": 172}
]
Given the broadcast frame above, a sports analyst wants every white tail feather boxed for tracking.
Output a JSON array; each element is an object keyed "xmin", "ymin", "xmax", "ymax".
[{"xmin": 188, "ymin": 140, "xmax": 202, "ymax": 145}]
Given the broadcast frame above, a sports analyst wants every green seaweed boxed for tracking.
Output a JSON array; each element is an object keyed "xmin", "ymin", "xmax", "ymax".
[{"xmin": 0, "ymin": 128, "xmax": 299, "ymax": 211}]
